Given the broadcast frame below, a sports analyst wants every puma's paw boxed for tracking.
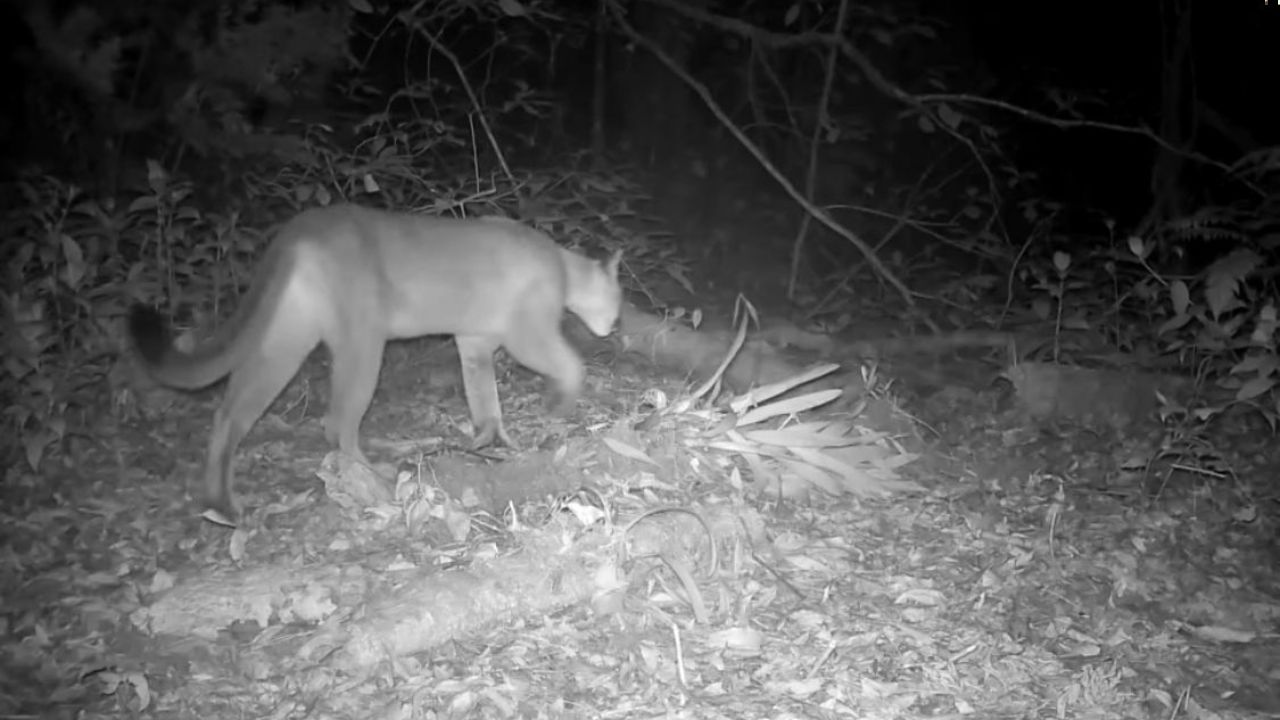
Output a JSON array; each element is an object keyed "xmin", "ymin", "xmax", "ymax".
[
  {"xmin": 546, "ymin": 391, "xmax": 578, "ymax": 418},
  {"xmin": 472, "ymin": 420, "xmax": 516, "ymax": 450},
  {"xmin": 201, "ymin": 496, "xmax": 241, "ymax": 528}
]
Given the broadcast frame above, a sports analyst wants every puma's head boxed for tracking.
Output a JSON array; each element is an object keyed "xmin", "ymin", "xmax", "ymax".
[{"xmin": 566, "ymin": 249, "xmax": 623, "ymax": 337}]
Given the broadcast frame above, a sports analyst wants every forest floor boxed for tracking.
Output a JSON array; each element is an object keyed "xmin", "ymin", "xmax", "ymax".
[{"xmin": 2, "ymin": 204, "xmax": 1278, "ymax": 720}]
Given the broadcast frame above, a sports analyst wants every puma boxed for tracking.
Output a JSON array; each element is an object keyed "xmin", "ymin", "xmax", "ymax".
[{"xmin": 127, "ymin": 204, "xmax": 623, "ymax": 525}]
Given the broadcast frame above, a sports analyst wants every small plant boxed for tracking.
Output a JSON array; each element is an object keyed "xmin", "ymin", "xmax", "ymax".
[
  {"xmin": 1134, "ymin": 234, "xmax": 1280, "ymax": 429},
  {"xmin": 3, "ymin": 176, "xmax": 106, "ymax": 471},
  {"xmin": 0, "ymin": 164, "xmax": 212, "ymax": 471}
]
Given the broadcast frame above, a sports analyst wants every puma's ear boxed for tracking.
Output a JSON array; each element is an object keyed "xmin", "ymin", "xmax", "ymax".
[{"xmin": 604, "ymin": 248, "xmax": 623, "ymax": 275}]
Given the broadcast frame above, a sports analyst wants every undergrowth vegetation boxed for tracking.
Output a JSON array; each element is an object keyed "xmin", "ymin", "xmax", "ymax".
[
  {"xmin": 1015, "ymin": 170, "xmax": 1280, "ymax": 423},
  {"xmin": 10, "ymin": 161, "xmax": 1278, "ymax": 497},
  {"xmin": 3, "ymin": 0, "xmax": 1278, "ymax": 487}
]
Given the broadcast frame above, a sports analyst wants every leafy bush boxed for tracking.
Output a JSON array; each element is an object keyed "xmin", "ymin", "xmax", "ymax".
[{"xmin": 1012, "ymin": 155, "xmax": 1280, "ymax": 441}]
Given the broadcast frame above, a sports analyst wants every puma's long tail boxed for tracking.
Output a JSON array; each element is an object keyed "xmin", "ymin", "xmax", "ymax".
[{"xmin": 127, "ymin": 242, "xmax": 292, "ymax": 389}]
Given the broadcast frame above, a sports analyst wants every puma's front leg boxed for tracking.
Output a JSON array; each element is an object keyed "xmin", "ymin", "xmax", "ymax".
[{"xmin": 454, "ymin": 335, "xmax": 515, "ymax": 448}]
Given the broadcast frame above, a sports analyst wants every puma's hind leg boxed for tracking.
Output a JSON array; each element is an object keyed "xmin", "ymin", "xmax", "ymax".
[
  {"xmin": 323, "ymin": 328, "xmax": 386, "ymax": 466},
  {"xmin": 454, "ymin": 335, "xmax": 514, "ymax": 448},
  {"xmin": 205, "ymin": 319, "xmax": 318, "ymax": 524}
]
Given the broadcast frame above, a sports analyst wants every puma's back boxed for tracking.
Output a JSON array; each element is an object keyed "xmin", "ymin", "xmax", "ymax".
[{"xmin": 284, "ymin": 207, "xmax": 619, "ymax": 340}]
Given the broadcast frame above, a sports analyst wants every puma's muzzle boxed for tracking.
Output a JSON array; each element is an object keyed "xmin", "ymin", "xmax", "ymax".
[{"xmin": 568, "ymin": 249, "xmax": 623, "ymax": 337}]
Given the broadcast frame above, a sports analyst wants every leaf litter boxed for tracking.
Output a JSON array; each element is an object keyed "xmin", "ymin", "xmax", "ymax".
[{"xmin": 4, "ymin": 276, "xmax": 1280, "ymax": 720}]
